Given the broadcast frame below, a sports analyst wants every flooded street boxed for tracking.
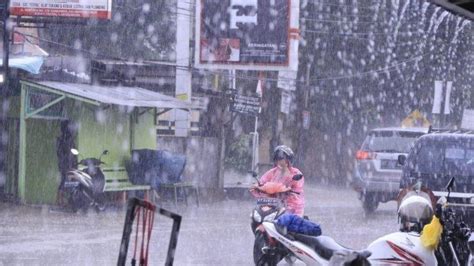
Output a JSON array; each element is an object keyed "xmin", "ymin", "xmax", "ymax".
[
  {"xmin": 0, "ymin": 0, "xmax": 472, "ymax": 265},
  {"xmin": 0, "ymin": 183, "xmax": 398, "ymax": 265}
]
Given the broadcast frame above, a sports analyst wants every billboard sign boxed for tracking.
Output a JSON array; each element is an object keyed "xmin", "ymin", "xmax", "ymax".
[
  {"xmin": 10, "ymin": 0, "xmax": 113, "ymax": 20},
  {"xmin": 195, "ymin": 0, "xmax": 299, "ymax": 71}
]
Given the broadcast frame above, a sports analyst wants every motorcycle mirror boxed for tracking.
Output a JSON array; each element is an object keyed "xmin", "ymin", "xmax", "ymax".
[
  {"xmin": 249, "ymin": 171, "xmax": 261, "ymax": 186},
  {"xmin": 445, "ymin": 176, "xmax": 455, "ymax": 202},
  {"xmin": 292, "ymin": 174, "xmax": 303, "ymax": 181},
  {"xmin": 71, "ymin": 148, "xmax": 79, "ymax": 155},
  {"xmin": 445, "ymin": 176, "xmax": 455, "ymax": 191}
]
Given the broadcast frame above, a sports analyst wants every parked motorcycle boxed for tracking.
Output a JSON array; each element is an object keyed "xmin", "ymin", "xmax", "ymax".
[
  {"xmin": 249, "ymin": 173, "xmax": 303, "ymax": 265},
  {"xmin": 432, "ymin": 177, "xmax": 472, "ymax": 265},
  {"xmin": 62, "ymin": 148, "xmax": 108, "ymax": 212},
  {"xmin": 259, "ymin": 177, "xmax": 472, "ymax": 265}
]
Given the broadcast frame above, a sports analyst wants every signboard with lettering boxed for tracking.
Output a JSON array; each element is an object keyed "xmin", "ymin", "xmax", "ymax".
[
  {"xmin": 230, "ymin": 94, "xmax": 261, "ymax": 116},
  {"xmin": 10, "ymin": 0, "xmax": 112, "ymax": 20},
  {"xmin": 195, "ymin": 0, "xmax": 299, "ymax": 71}
]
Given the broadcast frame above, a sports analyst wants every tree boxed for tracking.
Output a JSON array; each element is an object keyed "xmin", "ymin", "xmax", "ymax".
[{"xmin": 41, "ymin": 0, "xmax": 176, "ymax": 61}]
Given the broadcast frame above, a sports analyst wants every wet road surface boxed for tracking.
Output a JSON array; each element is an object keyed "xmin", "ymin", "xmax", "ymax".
[{"xmin": 0, "ymin": 183, "xmax": 398, "ymax": 265}]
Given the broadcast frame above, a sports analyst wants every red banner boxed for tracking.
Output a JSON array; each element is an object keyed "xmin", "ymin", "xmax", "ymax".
[{"xmin": 10, "ymin": 7, "xmax": 111, "ymax": 19}]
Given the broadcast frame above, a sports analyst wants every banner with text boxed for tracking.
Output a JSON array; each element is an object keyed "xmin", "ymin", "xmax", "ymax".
[{"xmin": 10, "ymin": 0, "xmax": 112, "ymax": 20}]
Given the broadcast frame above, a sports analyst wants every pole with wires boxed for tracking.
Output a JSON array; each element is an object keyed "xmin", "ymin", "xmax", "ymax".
[
  {"xmin": 0, "ymin": 1, "xmax": 10, "ymax": 195},
  {"xmin": 1, "ymin": 1, "xmax": 9, "ymax": 93}
]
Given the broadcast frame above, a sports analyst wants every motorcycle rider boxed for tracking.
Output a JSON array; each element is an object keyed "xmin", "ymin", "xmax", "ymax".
[{"xmin": 253, "ymin": 145, "xmax": 305, "ymax": 216}]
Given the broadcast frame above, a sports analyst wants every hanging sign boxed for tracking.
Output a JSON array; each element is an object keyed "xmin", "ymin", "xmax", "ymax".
[{"xmin": 230, "ymin": 94, "xmax": 261, "ymax": 116}]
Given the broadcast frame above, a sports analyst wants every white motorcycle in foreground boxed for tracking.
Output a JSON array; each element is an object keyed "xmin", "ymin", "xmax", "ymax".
[{"xmin": 261, "ymin": 177, "xmax": 473, "ymax": 265}]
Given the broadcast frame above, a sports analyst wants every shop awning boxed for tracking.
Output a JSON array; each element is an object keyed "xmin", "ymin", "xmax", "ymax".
[
  {"xmin": 22, "ymin": 80, "xmax": 200, "ymax": 110},
  {"xmin": 0, "ymin": 56, "xmax": 44, "ymax": 74}
]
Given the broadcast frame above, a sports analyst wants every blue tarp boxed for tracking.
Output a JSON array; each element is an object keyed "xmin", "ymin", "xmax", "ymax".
[
  {"xmin": 276, "ymin": 213, "xmax": 322, "ymax": 236},
  {"xmin": 0, "ymin": 56, "xmax": 44, "ymax": 74},
  {"xmin": 127, "ymin": 149, "xmax": 186, "ymax": 189}
]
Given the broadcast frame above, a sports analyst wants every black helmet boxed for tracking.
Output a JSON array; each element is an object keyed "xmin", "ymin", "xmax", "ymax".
[{"xmin": 273, "ymin": 145, "xmax": 295, "ymax": 164}]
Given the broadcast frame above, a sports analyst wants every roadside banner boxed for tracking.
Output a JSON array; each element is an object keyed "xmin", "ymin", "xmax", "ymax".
[{"xmin": 10, "ymin": 0, "xmax": 113, "ymax": 19}]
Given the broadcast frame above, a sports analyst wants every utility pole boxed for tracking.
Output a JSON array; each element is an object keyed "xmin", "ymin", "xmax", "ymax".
[
  {"xmin": 1, "ymin": 0, "xmax": 9, "ymax": 95},
  {"xmin": 294, "ymin": 1, "xmax": 311, "ymax": 169},
  {"xmin": 0, "ymin": 1, "xmax": 10, "ymax": 192},
  {"xmin": 175, "ymin": 0, "xmax": 192, "ymax": 137}
]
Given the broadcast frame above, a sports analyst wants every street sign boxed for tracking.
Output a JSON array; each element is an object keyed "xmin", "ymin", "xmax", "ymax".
[
  {"xmin": 280, "ymin": 90, "xmax": 292, "ymax": 114},
  {"xmin": 230, "ymin": 94, "xmax": 261, "ymax": 116}
]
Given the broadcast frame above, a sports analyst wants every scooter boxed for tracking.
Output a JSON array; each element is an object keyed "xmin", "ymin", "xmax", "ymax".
[
  {"xmin": 249, "ymin": 173, "xmax": 303, "ymax": 265},
  {"xmin": 62, "ymin": 148, "xmax": 108, "ymax": 212},
  {"xmin": 261, "ymin": 177, "xmax": 472, "ymax": 265}
]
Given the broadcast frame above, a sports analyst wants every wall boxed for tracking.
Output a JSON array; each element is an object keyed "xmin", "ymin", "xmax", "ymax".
[
  {"xmin": 4, "ymin": 95, "xmax": 60, "ymax": 204},
  {"xmin": 156, "ymin": 136, "xmax": 219, "ymax": 188},
  {"xmin": 25, "ymin": 119, "xmax": 60, "ymax": 204},
  {"xmin": 132, "ymin": 109, "xmax": 156, "ymax": 150},
  {"xmin": 71, "ymin": 103, "xmax": 156, "ymax": 176},
  {"xmin": 4, "ymin": 96, "xmax": 21, "ymax": 195},
  {"xmin": 74, "ymin": 104, "xmax": 130, "ymax": 169}
]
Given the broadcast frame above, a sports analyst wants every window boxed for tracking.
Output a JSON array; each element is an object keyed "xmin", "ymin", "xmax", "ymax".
[
  {"xmin": 361, "ymin": 130, "xmax": 423, "ymax": 153},
  {"xmin": 414, "ymin": 144, "xmax": 443, "ymax": 174},
  {"xmin": 444, "ymin": 142, "xmax": 474, "ymax": 177}
]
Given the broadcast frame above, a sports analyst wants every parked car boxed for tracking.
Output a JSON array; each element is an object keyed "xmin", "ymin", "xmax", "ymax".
[
  {"xmin": 352, "ymin": 127, "xmax": 428, "ymax": 213},
  {"xmin": 398, "ymin": 129, "xmax": 474, "ymax": 227}
]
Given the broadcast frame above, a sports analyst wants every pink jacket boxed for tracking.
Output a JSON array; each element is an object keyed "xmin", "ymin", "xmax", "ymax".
[{"xmin": 259, "ymin": 166, "xmax": 305, "ymax": 216}]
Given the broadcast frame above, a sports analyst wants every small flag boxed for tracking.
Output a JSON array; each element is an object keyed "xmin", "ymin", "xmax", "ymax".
[{"xmin": 256, "ymin": 72, "xmax": 265, "ymax": 97}]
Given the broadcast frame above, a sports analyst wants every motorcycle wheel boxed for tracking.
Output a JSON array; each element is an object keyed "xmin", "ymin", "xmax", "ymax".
[
  {"xmin": 362, "ymin": 192, "xmax": 379, "ymax": 214},
  {"xmin": 253, "ymin": 231, "xmax": 279, "ymax": 266},
  {"xmin": 94, "ymin": 194, "xmax": 107, "ymax": 212},
  {"xmin": 70, "ymin": 188, "xmax": 89, "ymax": 213}
]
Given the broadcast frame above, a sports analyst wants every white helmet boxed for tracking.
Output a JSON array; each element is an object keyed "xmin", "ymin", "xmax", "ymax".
[{"xmin": 398, "ymin": 192, "xmax": 434, "ymax": 233}]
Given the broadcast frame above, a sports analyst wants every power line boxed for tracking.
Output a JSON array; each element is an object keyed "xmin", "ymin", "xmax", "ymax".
[
  {"xmin": 15, "ymin": 21, "xmax": 453, "ymax": 85},
  {"xmin": 307, "ymin": 0, "xmax": 390, "ymax": 11},
  {"xmin": 172, "ymin": 51, "xmax": 439, "ymax": 85},
  {"xmin": 301, "ymin": 17, "xmax": 380, "ymax": 24}
]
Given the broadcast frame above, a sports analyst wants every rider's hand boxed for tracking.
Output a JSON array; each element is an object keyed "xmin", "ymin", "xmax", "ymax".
[{"xmin": 249, "ymin": 183, "xmax": 259, "ymax": 191}]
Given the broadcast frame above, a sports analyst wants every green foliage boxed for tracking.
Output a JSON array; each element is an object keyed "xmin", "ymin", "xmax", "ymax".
[{"xmin": 225, "ymin": 135, "xmax": 252, "ymax": 173}]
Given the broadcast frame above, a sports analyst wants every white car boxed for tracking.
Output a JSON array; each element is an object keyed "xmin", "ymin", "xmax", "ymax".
[{"xmin": 351, "ymin": 127, "xmax": 427, "ymax": 214}]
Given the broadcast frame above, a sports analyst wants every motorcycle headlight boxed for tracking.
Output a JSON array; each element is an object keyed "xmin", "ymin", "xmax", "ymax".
[{"xmin": 252, "ymin": 210, "xmax": 262, "ymax": 223}]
